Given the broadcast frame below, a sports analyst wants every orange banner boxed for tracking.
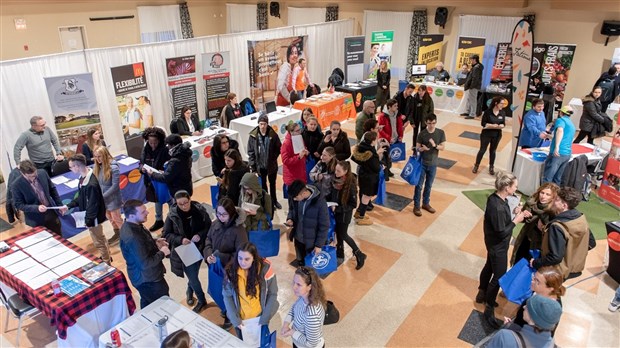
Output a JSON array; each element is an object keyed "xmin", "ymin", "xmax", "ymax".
[{"xmin": 293, "ymin": 93, "xmax": 356, "ymax": 128}]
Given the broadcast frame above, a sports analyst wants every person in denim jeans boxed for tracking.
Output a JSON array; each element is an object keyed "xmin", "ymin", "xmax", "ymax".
[
  {"xmin": 413, "ymin": 114, "xmax": 446, "ymax": 216},
  {"xmin": 543, "ymin": 106, "xmax": 575, "ymax": 184}
]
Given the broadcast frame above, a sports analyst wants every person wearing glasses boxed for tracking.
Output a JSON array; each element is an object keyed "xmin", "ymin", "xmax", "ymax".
[
  {"xmin": 162, "ymin": 190, "xmax": 211, "ymax": 313},
  {"xmin": 282, "ymin": 123, "xmax": 309, "ymax": 195},
  {"xmin": 413, "ymin": 114, "xmax": 446, "ymax": 217},
  {"xmin": 203, "ymin": 197, "xmax": 249, "ymax": 329},
  {"xmin": 281, "ymin": 266, "xmax": 326, "ymax": 348}
]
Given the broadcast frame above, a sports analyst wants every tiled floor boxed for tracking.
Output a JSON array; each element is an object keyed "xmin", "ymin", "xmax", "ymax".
[{"xmin": 1, "ymin": 110, "xmax": 619, "ymax": 347}]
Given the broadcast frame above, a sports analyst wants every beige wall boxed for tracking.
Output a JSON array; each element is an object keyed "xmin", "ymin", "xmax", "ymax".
[{"xmin": 1, "ymin": 0, "xmax": 618, "ymax": 101}]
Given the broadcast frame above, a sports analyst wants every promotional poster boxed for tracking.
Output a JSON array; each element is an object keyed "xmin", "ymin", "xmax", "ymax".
[
  {"xmin": 44, "ymin": 73, "xmax": 100, "ymax": 151},
  {"xmin": 367, "ymin": 30, "xmax": 393, "ymax": 79},
  {"xmin": 418, "ymin": 34, "xmax": 444, "ymax": 71},
  {"xmin": 541, "ymin": 44, "xmax": 577, "ymax": 106},
  {"xmin": 203, "ymin": 51, "xmax": 231, "ymax": 122},
  {"xmin": 491, "ymin": 42, "xmax": 513, "ymax": 82},
  {"xmin": 599, "ymin": 134, "xmax": 620, "ymax": 209},
  {"xmin": 248, "ymin": 36, "xmax": 307, "ymax": 107},
  {"xmin": 344, "ymin": 36, "xmax": 365, "ymax": 83},
  {"xmin": 455, "ymin": 37, "xmax": 486, "ymax": 71},
  {"xmin": 166, "ymin": 55, "xmax": 198, "ymax": 119},
  {"xmin": 110, "ymin": 62, "xmax": 153, "ymax": 139}
]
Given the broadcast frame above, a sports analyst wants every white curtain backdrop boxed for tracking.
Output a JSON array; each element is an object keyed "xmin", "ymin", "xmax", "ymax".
[
  {"xmin": 288, "ymin": 7, "xmax": 326, "ymax": 26},
  {"xmin": 363, "ymin": 10, "xmax": 413, "ymax": 80},
  {"xmin": 137, "ymin": 5, "xmax": 182, "ymax": 43},
  {"xmin": 458, "ymin": 15, "xmax": 522, "ymax": 89},
  {"xmin": 226, "ymin": 3, "xmax": 257, "ymax": 33}
]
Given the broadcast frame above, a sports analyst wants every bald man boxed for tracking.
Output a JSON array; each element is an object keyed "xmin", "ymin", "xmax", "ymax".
[
  {"xmin": 355, "ymin": 101, "xmax": 377, "ymax": 140},
  {"xmin": 428, "ymin": 62, "xmax": 450, "ymax": 82}
]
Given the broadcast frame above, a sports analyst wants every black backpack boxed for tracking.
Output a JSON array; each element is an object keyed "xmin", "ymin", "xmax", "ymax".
[
  {"xmin": 169, "ymin": 117, "xmax": 179, "ymax": 134},
  {"xmin": 598, "ymin": 78, "xmax": 615, "ymax": 102}
]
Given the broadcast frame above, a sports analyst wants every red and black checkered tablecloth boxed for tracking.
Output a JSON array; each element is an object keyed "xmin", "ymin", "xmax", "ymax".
[{"xmin": 0, "ymin": 227, "xmax": 136, "ymax": 339}]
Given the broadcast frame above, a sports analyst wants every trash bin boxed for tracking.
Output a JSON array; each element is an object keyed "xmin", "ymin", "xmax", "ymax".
[{"xmin": 605, "ymin": 221, "xmax": 620, "ymax": 283}]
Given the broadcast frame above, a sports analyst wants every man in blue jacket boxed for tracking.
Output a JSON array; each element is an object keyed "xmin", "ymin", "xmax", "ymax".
[{"xmin": 519, "ymin": 98, "xmax": 549, "ymax": 148}]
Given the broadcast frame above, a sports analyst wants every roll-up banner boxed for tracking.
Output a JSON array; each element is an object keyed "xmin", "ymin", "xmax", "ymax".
[
  {"xmin": 418, "ymin": 34, "xmax": 444, "ymax": 71},
  {"xmin": 491, "ymin": 43, "xmax": 513, "ymax": 82},
  {"xmin": 344, "ymin": 36, "xmax": 365, "ymax": 83},
  {"xmin": 367, "ymin": 30, "xmax": 393, "ymax": 79},
  {"xmin": 541, "ymin": 44, "xmax": 577, "ymax": 107},
  {"xmin": 202, "ymin": 51, "xmax": 231, "ymax": 123},
  {"xmin": 110, "ymin": 62, "xmax": 153, "ymax": 143},
  {"xmin": 166, "ymin": 55, "xmax": 198, "ymax": 120},
  {"xmin": 455, "ymin": 37, "xmax": 486, "ymax": 72}
]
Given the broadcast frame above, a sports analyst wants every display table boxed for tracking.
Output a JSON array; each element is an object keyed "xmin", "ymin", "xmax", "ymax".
[
  {"xmin": 294, "ymin": 92, "xmax": 356, "ymax": 128},
  {"xmin": 568, "ymin": 98, "xmax": 619, "ymax": 126},
  {"xmin": 0, "ymin": 227, "xmax": 136, "ymax": 347},
  {"xmin": 53, "ymin": 155, "xmax": 145, "ymax": 238},
  {"xmin": 335, "ymin": 81, "xmax": 377, "ymax": 112},
  {"xmin": 184, "ymin": 127, "xmax": 241, "ymax": 179},
  {"xmin": 513, "ymin": 143, "xmax": 605, "ymax": 196},
  {"xmin": 229, "ymin": 106, "xmax": 301, "ymax": 159},
  {"xmin": 604, "ymin": 221, "xmax": 620, "ymax": 283},
  {"xmin": 98, "ymin": 296, "xmax": 250, "ymax": 348},
  {"xmin": 423, "ymin": 82, "xmax": 464, "ymax": 113}
]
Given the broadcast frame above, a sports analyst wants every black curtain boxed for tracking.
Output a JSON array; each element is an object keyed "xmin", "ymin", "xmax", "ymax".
[
  {"xmin": 179, "ymin": 2, "xmax": 194, "ymax": 39},
  {"xmin": 257, "ymin": 2, "xmax": 268, "ymax": 30},
  {"xmin": 406, "ymin": 10, "xmax": 428, "ymax": 79},
  {"xmin": 326, "ymin": 6, "xmax": 339, "ymax": 22}
]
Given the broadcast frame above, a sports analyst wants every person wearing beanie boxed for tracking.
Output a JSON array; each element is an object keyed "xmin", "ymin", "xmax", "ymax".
[
  {"xmin": 488, "ymin": 295, "xmax": 562, "ymax": 347},
  {"xmin": 542, "ymin": 105, "xmax": 575, "ymax": 185},
  {"xmin": 247, "ymin": 113, "xmax": 283, "ymax": 210}
]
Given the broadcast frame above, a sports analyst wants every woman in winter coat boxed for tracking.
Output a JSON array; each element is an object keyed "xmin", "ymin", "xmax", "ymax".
[
  {"xmin": 282, "ymin": 123, "xmax": 309, "ymax": 190},
  {"xmin": 328, "ymin": 160, "xmax": 367, "ymax": 269},
  {"xmin": 302, "ymin": 116, "xmax": 324, "ymax": 164},
  {"xmin": 317, "ymin": 120, "xmax": 351, "ymax": 161},
  {"xmin": 351, "ymin": 131, "xmax": 384, "ymax": 225},
  {"xmin": 410, "ymin": 85, "xmax": 435, "ymax": 146},
  {"xmin": 163, "ymin": 190, "xmax": 211, "ymax": 313},
  {"xmin": 309, "ymin": 146, "xmax": 337, "ymax": 198},
  {"xmin": 140, "ymin": 127, "xmax": 170, "ymax": 231},
  {"xmin": 218, "ymin": 149, "xmax": 249, "ymax": 204},
  {"xmin": 92, "ymin": 146, "xmax": 123, "ymax": 245},
  {"xmin": 223, "ymin": 242, "xmax": 279, "ymax": 345},
  {"xmin": 239, "ymin": 172, "xmax": 273, "ymax": 232},
  {"xmin": 574, "ymin": 86, "xmax": 610, "ymax": 144},
  {"xmin": 204, "ymin": 197, "xmax": 249, "ymax": 329},
  {"xmin": 147, "ymin": 134, "xmax": 193, "ymax": 198},
  {"xmin": 211, "ymin": 134, "xmax": 239, "ymax": 178}
]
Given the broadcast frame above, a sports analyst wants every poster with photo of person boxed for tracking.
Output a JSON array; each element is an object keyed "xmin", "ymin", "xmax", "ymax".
[
  {"xmin": 367, "ymin": 31, "xmax": 393, "ymax": 79},
  {"xmin": 166, "ymin": 55, "xmax": 198, "ymax": 120},
  {"xmin": 110, "ymin": 62, "xmax": 152, "ymax": 139},
  {"xmin": 202, "ymin": 51, "xmax": 231, "ymax": 122}
]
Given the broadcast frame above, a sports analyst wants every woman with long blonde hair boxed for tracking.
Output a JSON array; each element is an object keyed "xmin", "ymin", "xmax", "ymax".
[{"xmin": 93, "ymin": 146, "xmax": 123, "ymax": 244}]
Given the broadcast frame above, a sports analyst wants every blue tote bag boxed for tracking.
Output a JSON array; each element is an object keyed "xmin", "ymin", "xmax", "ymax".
[
  {"xmin": 375, "ymin": 169, "xmax": 387, "ymax": 206},
  {"xmin": 389, "ymin": 142, "xmax": 406, "ymax": 162},
  {"xmin": 499, "ymin": 258, "xmax": 535, "ymax": 304},
  {"xmin": 400, "ymin": 152, "xmax": 423, "ymax": 186},
  {"xmin": 248, "ymin": 215, "xmax": 280, "ymax": 258},
  {"xmin": 207, "ymin": 257, "xmax": 226, "ymax": 311},
  {"xmin": 305, "ymin": 211, "xmax": 337, "ymax": 275},
  {"xmin": 210, "ymin": 184, "xmax": 219, "ymax": 207},
  {"xmin": 306, "ymin": 157, "xmax": 317, "ymax": 184}
]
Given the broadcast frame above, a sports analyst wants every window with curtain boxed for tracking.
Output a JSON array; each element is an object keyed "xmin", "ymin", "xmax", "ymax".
[
  {"xmin": 288, "ymin": 7, "xmax": 326, "ymax": 26},
  {"xmin": 458, "ymin": 15, "xmax": 522, "ymax": 89},
  {"xmin": 137, "ymin": 5, "xmax": 182, "ymax": 43},
  {"xmin": 226, "ymin": 3, "xmax": 258, "ymax": 33},
  {"xmin": 363, "ymin": 10, "xmax": 413, "ymax": 80}
]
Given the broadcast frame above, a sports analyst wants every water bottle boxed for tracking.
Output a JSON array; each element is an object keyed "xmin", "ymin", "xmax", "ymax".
[{"xmin": 157, "ymin": 316, "xmax": 169, "ymax": 342}]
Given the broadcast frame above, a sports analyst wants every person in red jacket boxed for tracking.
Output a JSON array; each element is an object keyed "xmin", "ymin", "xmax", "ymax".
[
  {"xmin": 282, "ymin": 122, "xmax": 309, "ymax": 196},
  {"xmin": 377, "ymin": 98, "xmax": 405, "ymax": 178}
]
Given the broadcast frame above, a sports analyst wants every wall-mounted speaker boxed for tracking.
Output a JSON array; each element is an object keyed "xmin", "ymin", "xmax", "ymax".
[
  {"xmin": 270, "ymin": 2, "xmax": 280, "ymax": 18},
  {"xmin": 434, "ymin": 7, "xmax": 448, "ymax": 29},
  {"xmin": 601, "ymin": 21, "xmax": 620, "ymax": 46}
]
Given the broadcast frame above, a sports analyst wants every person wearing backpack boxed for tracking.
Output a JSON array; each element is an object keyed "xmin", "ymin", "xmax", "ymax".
[
  {"xmin": 574, "ymin": 86, "xmax": 610, "ymax": 144},
  {"xmin": 594, "ymin": 62, "xmax": 620, "ymax": 112}
]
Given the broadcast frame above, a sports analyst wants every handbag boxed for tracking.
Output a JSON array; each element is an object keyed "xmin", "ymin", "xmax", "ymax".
[
  {"xmin": 152, "ymin": 180, "xmax": 171, "ymax": 204},
  {"xmin": 375, "ymin": 169, "xmax": 387, "ymax": 206},
  {"xmin": 389, "ymin": 141, "xmax": 406, "ymax": 162},
  {"xmin": 306, "ymin": 156, "xmax": 317, "ymax": 184},
  {"xmin": 499, "ymin": 258, "xmax": 535, "ymax": 304},
  {"xmin": 323, "ymin": 300, "xmax": 340, "ymax": 325},
  {"xmin": 305, "ymin": 245, "xmax": 337, "ymax": 276},
  {"xmin": 207, "ymin": 257, "xmax": 226, "ymax": 311},
  {"xmin": 249, "ymin": 215, "xmax": 280, "ymax": 257},
  {"xmin": 400, "ymin": 151, "xmax": 423, "ymax": 186},
  {"xmin": 210, "ymin": 184, "xmax": 219, "ymax": 207}
]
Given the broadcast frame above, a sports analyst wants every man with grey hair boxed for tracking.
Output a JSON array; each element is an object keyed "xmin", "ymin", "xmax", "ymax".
[
  {"xmin": 428, "ymin": 61, "xmax": 450, "ymax": 82},
  {"xmin": 14, "ymin": 116, "xmax": 64, "ymax": 177},
  {"xmin": 355, "ymin": 100, "xmax": 377, "ymax": 141}
]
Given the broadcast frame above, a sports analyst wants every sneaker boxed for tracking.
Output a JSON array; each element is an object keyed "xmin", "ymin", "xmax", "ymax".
[
  {"xmin": 274, "ymin": 201, "xmax": 283, "ymax": 210},
  {"xmin": 148, "ymin": 220, "xmax": 164, "ymax": 232},
  {"xmin": 422, "ymin": 204, "xmax": 436, "ymax": 214},
  {"xmin": 356, "ymin": 218, "xmax": 373, "ymax": 225},
  {"xmin": 460, "ymin": 113, "xmax": 469, "ymax": 116},
  {"xmin": 465, "ymin": 116, "xmax": 475, "ymax": 120},
  {"xmin": 222, "ymin": 317, "xmax": 233, "ymax": 330},
  {"xmin": 609, "ymin": 299, "xmax": 620, "ymax": 312},
  {"xmin": 107, "ymin": 230, "xmax": 120, "ymax": 245},
  {"xmin": 413, "ymin": 207, "xmax": 422, "ymax": 216}
]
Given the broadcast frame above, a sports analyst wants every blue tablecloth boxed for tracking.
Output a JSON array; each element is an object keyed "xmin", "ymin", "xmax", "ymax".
[{"xmin": 54, "ymin": 155, "xmax": 146, "ymax": 238}]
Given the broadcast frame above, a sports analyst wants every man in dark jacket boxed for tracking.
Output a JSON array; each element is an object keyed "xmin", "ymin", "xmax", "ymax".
[
  {"xmin": 285, "ymin": 180, "xmax": 330, "ymax": 266},
  {"xmin": 141, "ymin": 127, "xmax": 170, "ymax": 232},
  {"xmin": 394, "ymin": 83, "xmax": 415, "ymax": 124},
  {"xmin": 463, "ymin": 54, "xmax": 484, "ymax": 119},
  {"xmin": 247, "ymin": 114, "xmax": 282, "ymax": 209},
  {"xmin": 530, "ymin": 187, "xmax": 590, "ymax": 280},
  {"xmin": 12, "ymin": 160, "xmax": 64, "ymax": 234},
  {"xmin": 63, "ymin": 154, "xmax": 111, "ymax": 264},
  {"xmin": 162, "ymin": 190, "xmax": 211, "ymax": 313},
  {"xmin": 5, "ymin": 167, "xmax": 22, "ymax": 224},
  {"xmin": 594, "ymin": 62, "xmax": 620, "ymax": 112},
  {"xmin": 148, "ymin": 134, "xmax": 193, "ymax": 200},
  {"xmin": 120, "ymin": 199, "xmax": 170, "ymax": 308}
]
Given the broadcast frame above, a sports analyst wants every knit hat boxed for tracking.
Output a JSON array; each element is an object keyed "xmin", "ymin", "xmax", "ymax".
[
  {"xmin": 258, "ymin": 113, "xmax": 269, "ymax": 124},
  {"xmin": 558, "ymin": 105, "xmax": 573, "ymax": 116},
  {"xmin": 526, "ymin": 295, "xmax": 562, "ymax": 330}
]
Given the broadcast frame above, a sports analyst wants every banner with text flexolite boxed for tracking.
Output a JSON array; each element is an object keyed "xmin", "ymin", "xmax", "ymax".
[
  {"xmin": 455, "ymin": 37, "xmax": 486, "ymax": 71},
  {"xmin": 44, "ymin": 73, "xmax": 100, "ymax": 152},
  {"xmin": 541, "ymin": 44, "xmax": 577, "ymax": 107},
  {"xmin": 345, "ymin": 36, "xmax": 365, "ymax": 83},
  {"xmin": 367, "ymin": 30, "xmax": 393, "ymax": 79},
  {"xmin": 418, "ymin": 34, "xmax": 444, "ymax": 71},
  {"xmin": 166, "ymin": 55, "xmax": 198, "ymax": 120},
  {"xmin": 110, "ymin": 62, "xmax": 153, "ymax": 142},
  {"xmin": 203, "ymin": 51, "xmax": 231, "ymax": 124}
]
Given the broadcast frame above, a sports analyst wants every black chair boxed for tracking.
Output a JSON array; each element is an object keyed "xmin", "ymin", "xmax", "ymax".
[
  {"xmin": 0, "ymin": 287, "xmax": 40, "ymax": 347},
  {"xmin": 50, "ymin": 160, "xmax": 70, "ymax": 177}
]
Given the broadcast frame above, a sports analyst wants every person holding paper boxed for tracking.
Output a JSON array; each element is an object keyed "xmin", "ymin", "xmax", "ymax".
[
  {"xmin": 162, "ymin": 190, "xmax": 211, "ymax": 313},
  {"xmin": 281, "ymin": 123, "xmax": 309, "ymax": 196},
  {"xmin": 140, "ymin": 127, "xmax": 170, "ymax": 232},
  {"xmin": 223, "ymin": 242, "xmax": 279, "ymax": 345},
  {"xmin": 63, "ymin": 154, "xmax": 112, "ymax": 264},
  {"xmin": 11, "ymin": 159, "xmax": 65, "ymax": 235},
  {"xmin": 147, "ymin": 134, "xmax": 194, "ymax": 198},
  {"xmin": 239, "ymin": 173, "xmax": 272, "ymax": 232},
  {"xmin": 247, "ymin": 114, "xmax": 282, "ymax": 210},
  {"xmin": 93, "ymin": 146, "xmax": 123, "ymax": 245}
]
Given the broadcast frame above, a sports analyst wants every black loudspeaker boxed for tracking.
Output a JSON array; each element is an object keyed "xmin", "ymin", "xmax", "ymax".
[
  {"xmin": 601, "ymin": 21, "xmax": 620, "ymax": 36},
  {"xmin": 435, "ymin": 7, "xmax": 448, "ymax": 28},
  {"xmin": 270, "ymin": 2, "xmax": 280, "ymax": 18}
]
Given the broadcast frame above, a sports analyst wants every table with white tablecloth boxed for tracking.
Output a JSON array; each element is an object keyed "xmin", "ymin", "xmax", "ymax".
[
  {"xmin": 423, "ymin": 82, "xmax": 465, "ymax": 113},
  {"xmin": 568, "ymin": 97, "xmax": 619, "ymax": 126},
  {"xmin": 184, "ymin": 127, "xmax": 241, "ymax": 180},
  {"xmin": 513, "ymin": 143, "xmax": 605, "ymax": 196},
  {"xmin": 229, "ymin": 106, "xmax": 302, "ymax": 159}
]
